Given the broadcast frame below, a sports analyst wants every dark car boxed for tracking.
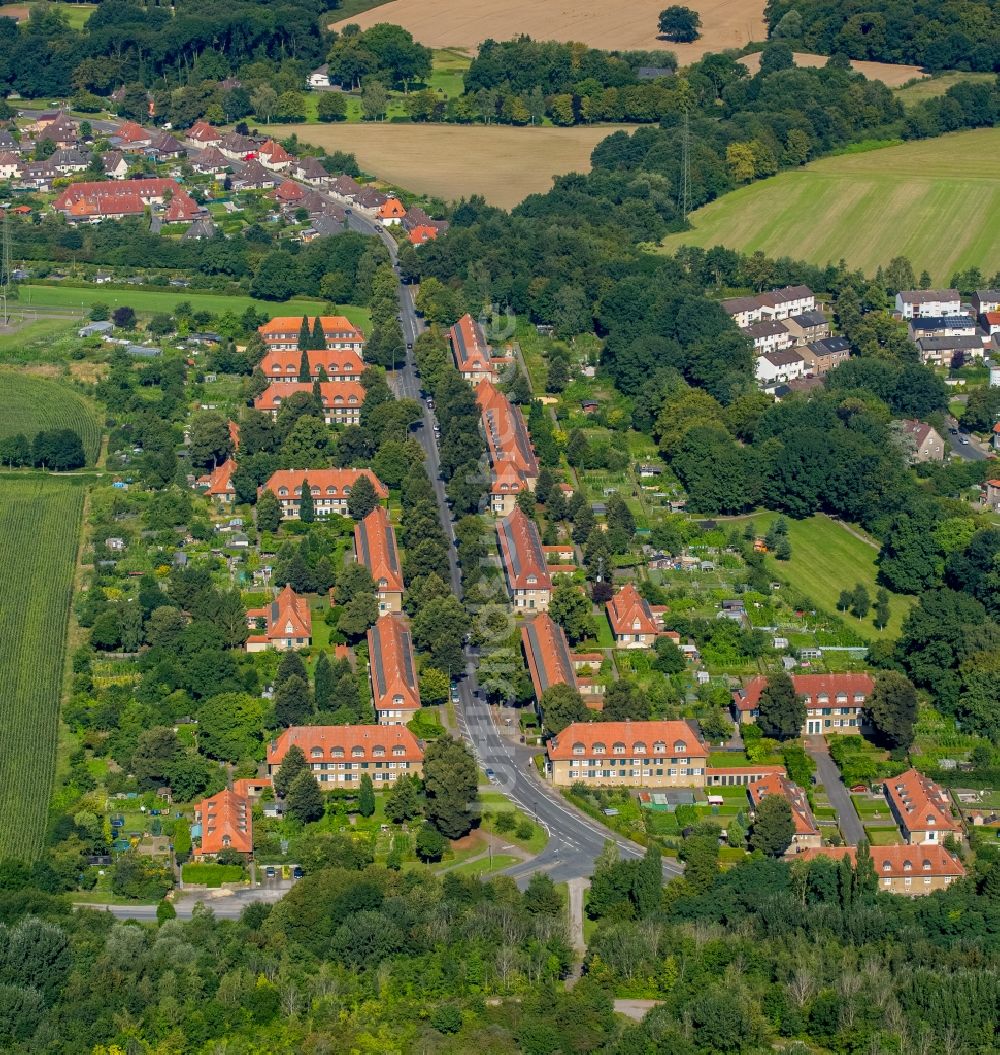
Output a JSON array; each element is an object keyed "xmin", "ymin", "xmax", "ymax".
[
  {"xmin": 292, "ymin": 866, "xmax": 304, "ymax": 879},
  {"xmin": 264, "ymin": 866, "xmax": 276, "ymax": 879}
]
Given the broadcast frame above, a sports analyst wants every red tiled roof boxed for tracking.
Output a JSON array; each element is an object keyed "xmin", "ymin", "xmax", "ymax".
[
  {"xmin": 188, "ymin": 120, "xmax": 223, "ymax": 143},
  {"xmin": 749, "ymin": 772, "xmax": 818, "ymax": 837},
  {"xmin": 275, "ymin": 179, "xmax": 306, "ymax": 202},
  {"xmin": 196, "ymin": 456, "xmax": 236, "ymax": 496},
  {"xmin": 522, "ymin": 613, "xmax": 577, "ymax": 699},
  {"xmin": 233, "ymin": 777, "xmax": 271, "ymax": 797},
  {"xmin": 355, "ymin": 506, "xmax": 403, "ymax": 595},
  {"xmin": 194, "ymin": 788, "xmax": 252, "ymax": 856},
  {"xmin": 164, "ymin": 191, "xmax": 199, "ymax": 222},
  {"xmin": 547, "ymin": 720, "xmax": 706, "ymax": 762},
  {"xmin": 798, "ymin": 845, "xmax": 965, "ymax": 879},
  {"xmin": 367, "ymin": 613, "xmax": 420, "ymax": 713},
  {"xmin": 254, "ymin": 380, "xmax": 365, "ymax": 413},
  {"xmin": 268, "ymin": 724, "xmax": 424, "ymax": 767},
  {"xmin": 259, "ymin": 140, "xmax": 292, "ymax": 163},
  {"xmin": 606, "ymin": 583, "xmax": 658, "ymax": 636},
  {"xmin": 884, "ymin": 768, "xmax": 960, "ymax": 835},
  {"xmin": 259, "ymin": 348, "xmax": 364, "ymax": 379},
  {"xmin": 449, "ymin": 313, "xmax": 493, "ymax": 373},
  {"xmin": 497, "ymin": 507, "xmax": 551, "ymax": 591},
  {"xmin": 228, "ymin": 421, "xmax": 240, "ymax": 449},
  {"xmin": 408, "ymin": 223, "xmax": 439, "ymax": 245},
  {"xmin": 246, "ymin": 584, "xmax": 312, "ymax": 643},
  {"xmin": 52, "ymin": 177, "xmax": 184, "ymax": 218},
  {"xmin": 259, "ymin": 316, "xmax": 364, "ymax": 342},
  {"xmin": 115, "ymin": 120, "xmax": 152, "ymax": 144},
  {"xmin": 263, "ymin": 468, "xmax": 388, "ymax": 501},
  {"xmin": 733, "ymin": 672, "xmax": 874, "ymax": 712},
  {"xmin": 377, "ymin": 197, "xmax": 406, "ymax": 219},
  {"xmin": 477, "ymin": 380, "xmax": 539, "ymax": 492}
]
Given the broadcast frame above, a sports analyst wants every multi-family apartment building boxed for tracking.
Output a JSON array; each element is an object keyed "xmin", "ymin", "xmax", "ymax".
[
  {"xmin": 748, "ymin": 772, "xmax": 821, "ymax": 851},
  {"xmin": 521, "ymin": 612, "xmax": 605, "ymax": 707},
  {"xmin": 354, "ymin": 506, "xmax": 404, "ymax": 613},
  {"xmin": 367, "ymin": 613, "xmax": 421, "ymax": 725},
  {"xmin": 267, "ymin": 725, "xmax": 424, "ymax": 787},
  {"xmin": 449, "ymin": 313, "xmax": 496, "ymax": 385},
  {"xmin": 245, "ymin": 584, "xmax": 312, "ymax": 652},
  {"xmin": 254, "ymin": 381, "xmax": 365, "ymax": 425},
  {"xmin": 883, "ymin": 768, "xmax": 961, "ymax": 845},
  {"xmin": 895, "ymin": 289, "xmax": 962, "ymax": 319},
  {"xmin": 477, "ymin": 380, "xmax": 539, "ymax": 516},
  {"xmin": 497, "ymin": 507, "xmax": 552, "ymax": 611},
  {"xmin": 261, "ymin": 468, "xmax": 387, "ymax": 519},
  {"xmin": 732, "ymin": 673, "xmax": 874, "ymax": 736},
  {"xmin": 799, "ymin": 845, "xmax": 965, "ymax": 895}
]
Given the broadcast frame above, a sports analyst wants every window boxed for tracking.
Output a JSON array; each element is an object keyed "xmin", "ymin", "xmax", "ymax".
[
  {"xmin": 572, "ymin": 743, "xmax": 585, "ymax": 756},
  {"xmin": 673, "ymin": 741, "xmax": 687, "ymax": 754},
  {"xmin": 332, "ymin": 746, "xmax": 344, "ymax": 758},
  {"xmin": 351, "ymin": 746, "xmax": 364, "ymax": 758},
  {"xmin": 612, "ymin": 742, "xmax": 626, "ymax": 755},
  {"xmin": 633, "ymin": 741, "xmax": 647, "ymax": 755},
  {"xmin": 592, "ymin": 742, "xmax": 606, "ymax": 755},
  {"xmin": 310, "ymin": 747, "xmax": 322, "ymax": 758}
]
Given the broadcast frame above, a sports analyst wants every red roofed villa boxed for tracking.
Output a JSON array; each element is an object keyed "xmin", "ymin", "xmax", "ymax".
[
  {"xmin": 377, "ymin": 197, "xmax": 406, "ymax": 225},
  {"xmin": 196, "ymin": 456, "xmax": 236, "ymax": 503},
  {"xmin": 547, "ymin": 719, "xmax": 707, "ymax": 788},
  {"xmin": 262, "ymin": 468, "xmax": 387, "ymax": 520},
  {"xmin": 246, "ymin": 584, "xmax": 313, "ymax": 652},
  {"xmin": 606, "ymin": 583, "xmax": 665, "ymax": 649},
  {"xmin": 732, "ymin": 672, "xmax": 875, "ymax": 737}
]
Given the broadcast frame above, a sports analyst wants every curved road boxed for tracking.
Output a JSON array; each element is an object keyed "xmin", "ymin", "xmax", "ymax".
[{"xmin": 358, "ymin": 213, "xmax": 680, "ymax": 886}]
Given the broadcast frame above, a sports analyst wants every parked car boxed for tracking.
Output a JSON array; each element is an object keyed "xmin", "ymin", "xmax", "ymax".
[
  {"xmin": 292, "ymin": 866, "xmax": 304, "ymax": 879},
  {"xmin": 265, "ymin": 866, "xmax": 276, "ymax": 879}
]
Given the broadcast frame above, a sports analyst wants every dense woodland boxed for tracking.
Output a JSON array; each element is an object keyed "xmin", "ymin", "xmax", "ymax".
[{"xmin": 765, "ymin": 0, "xmax": 1000, "ymax": 72}]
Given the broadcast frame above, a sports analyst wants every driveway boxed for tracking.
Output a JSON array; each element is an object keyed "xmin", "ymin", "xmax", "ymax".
[{"xmin": 806, "ymin": 738, "xmax": 865, "ymax": 845}]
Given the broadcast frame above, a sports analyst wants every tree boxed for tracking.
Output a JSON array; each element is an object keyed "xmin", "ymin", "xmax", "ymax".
[
  {"xmin": 540, "ymin": 683, "xmax": 588, "ymax": 734},
  {"xmin": 112, "ymin": 306, "xmax": 136, "ymax": 329},
  {"xmin": 298, "ymin": 478, "xmax": 315, "ymax": 524},
  {"xmin": 188, "ymin": 413, "xmax": 231, "ymax": 471},
  {"xmin": 549, "ymin": 582, "xmax": 597, "ymax": 644},
  {"xmin": 849, "ymin": 584, "xmax": 870, "ymax": 620},
  {"xmin": 358, "ymin": 773, "xmax": 376, "ymax": 818},
  {"xmin": 632, "ymin": 843, "xmax": 662, "ymax": 918},
  {"xmin": 411, "ymin": 595, "xmax": 467, "ymax": 673},
  {"xmin": 603, "ymin": 679, "xmax": 651, "ymax": 722},
  {"xmin": 415, "ymin": 823, "xmax": 446, "ymax": 861},
  {"xmin": 658, "ymin": 5, "xmax": 701, "ymax": 42},
  {"xmin": 275, "ymin": 674, "xmax": 313, "ymax": 727},
  {"xmin": 756, "ymin": 672, "xmax": 804, "ymax": 741},
  {"xmin": 314, "ymin": 652, "xmax": 334, "ymax": 711},
  {"xmin": 197, "ymin": 693, "xmax": 267, "ymax": 763},
  {"xmin": 423, "ymin": 735, "xmax": 478, "ymax": 838},
  {"xmin": 317, "ymin": 92, "xmax": 348, "ymax": 122},
  {"xmin": 873, "ymin": 588, "xmax": 891, "ymax": 629},
  {"xmin": 837, "ymin": 589, "xmax": 853, "ymax": 612},
  {"xmin": 869, "ymin": 670, "xmax": 918, "ymax": 749},
  {"xmin": 347, "ymin": 474, "xmax": 378, "ymax": 520},
  {"xmin": 385, "ymin": 774, "xmax": 422, "ymax": 823},
  {"xmin": 360, "ymin": 81, "xmax": 389, "ymax": 121},
  {"xmin": 750, "ymin": 794, "xmax": 795, "ymax": 857},
  {"xmin": 653, "ymin": 636, "xmax": 685, "ymax": 673},
  {"xmin": 286, "ymin": 769, "xmax": 324, "ymax": 824},
  {"xmin": 338, "ymin": 593, "xmax": 379, "ymax": 639}
]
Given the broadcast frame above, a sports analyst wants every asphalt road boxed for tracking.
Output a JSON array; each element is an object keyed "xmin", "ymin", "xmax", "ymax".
[
  {"xmin": 358, "ymin": 216, "xmax": 681, "ymax": 887},
  {"xmin": 946, "ymin": 424, "xmax": 989, "ymax": 461},
  {"xmin": 806, "ymin": 738, "xmax": 865, "ymax": 845}
]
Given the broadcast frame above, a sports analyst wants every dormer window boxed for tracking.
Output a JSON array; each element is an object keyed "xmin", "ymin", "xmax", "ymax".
[
  {"xmin": 311, "ymin": 747, "xmax": 323, "ymax": 758},
  {"xmin": 351, "ymin": 746, "xmax": 364, "ymax": 757},
  {"xmin": 673, "ymin": 741, "xmax": 687, "ymax": 754},
  {"xmin": 633, "ymin": 741, "xmax": 647, "ymax": 755},
  {"xmin": 612, "ymin": 741, "xmax": 626, "ymax": 755},
  {"xmin": 332, "ymin": 746, "xmax": 344, "ymax": 758},
  {"xmin": 592, "ymin": 742, "xmax": 606, "ymax": 755},
  {"xmin": 572, "ymin": 743, "xmax": 585, "ymax": 756}
]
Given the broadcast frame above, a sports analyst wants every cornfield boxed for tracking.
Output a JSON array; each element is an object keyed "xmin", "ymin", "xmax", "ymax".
[
  {"xmin": 0, "ymin": 372, "xmax": 103, "ymax": 464},
  {"xmin": 0, "ymin": 478, "xmax": 86, "ymax": 860}
]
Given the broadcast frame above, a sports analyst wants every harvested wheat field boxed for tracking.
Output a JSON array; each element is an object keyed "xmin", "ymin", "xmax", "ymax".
[
  {"xmin": 272, "ymin": 122, "xmax": 630, "ymax": 208},
  {"xmin": 660, "ymin": 129, "xmax": 1000, "ymax": 282},
  {"xmin": 740, "ymin": 50, "xmax": 926, "ymax": 87},
  {"xmin": 332, "ymin": 0, "xmax": 766, "ymax": 64}
]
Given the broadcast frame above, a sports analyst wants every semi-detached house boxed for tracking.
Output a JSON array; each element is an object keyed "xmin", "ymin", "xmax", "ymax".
[{"xmin": 895, "ymin": 289, "xmax": 962, "ymax": 319}]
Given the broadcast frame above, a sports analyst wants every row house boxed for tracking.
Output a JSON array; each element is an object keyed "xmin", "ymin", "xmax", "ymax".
[
  {"xmin": 907, "ymin": 315, "xmax": 979, "ymax": 341},
  {"xmin": 261, "ymin": 468, "xmax": 388, "ymax": 519},
  {"xmin": 52, "ymin": 177, "xmax": 199, "ymax": 224},
  {"xmin": 245, "ymin": 584, "xmax": 313, "ymax": 652},
  {"xmin": 192, "ymin": 788, "xmax": 252, "ymax": 858},
  {"xmin": 547, "ymin": 719, "xmax": 708, "ymax": 788},
  {"xmin": 449, "ymin": 313, "xmax": 496, "ymax": 385},
  {"xmin": 756, "ymin": 349, "xmax": 806, "ymax": 387},
  {"xmin": 219, "ymin": 131, "xmax": 258, "ymax": 160},
  {"xmin": 367, "ymin": 613, "xmax": 421, "ymax": 724},
  {"xmin": 354, "ymin": 505, "xmax": 404, "ymax": 613},
  {"xmin": 497, "ymin": 507, "xmax": 552, "ymax": 611},
  {"xmin": 742, "ymin": 319, "xmax": 794, "ymax": 356},
  {"xmin": 799, "ymin": 845, "xmax": 965, "ymax": 895},
  {"xmin": 732, "ymin": 672, "xmax": 874, "ymax": 736},
  {"xmin": 267, "ymin": 725, "xmax": 424, "ymax": 787},
  {"xmin": 972, "ymin": 289, "xmax": 1000, "ymax": 316},
  {"xmin": 258, "ymin": 315, "xmax": 365, "ymax": 355},
  {"xmin": 884, "ymin": 768, "xmax": 961, "ymax": 845},
  {"xmin": 782, "ymin": 310, "xmax": 830, "ymax": 346},
  {"xmin": 477, "ymin": 380, "xmax": 539, "ymax": 515},
  {"xmin": 254, "ymin": 380, "xmax": 365, "ymax": 425},
  {"xmin": 704, "ymin": 763, "xmax": 786, "ymax": 788},
  {"xmin": 916, "ymin": 333, "xmax": 987, "ymax": 367},
  {"xmin": 605, "ymin": 582, "xmax": 664, "ymax": 649},
  {"xmin": 723, "ymin": 286, "xmax": 816, "ymax": 326},
  {"xmin": 521, "ymin": 613, "xmax": 605, "ymax": 709},
  {"xmin": 801, "ymin": 335, "xmax": 850, "ymax": 375},
  {"xmin": 191, "ymin": 145, "xmax": 229, "ymax": 175},
  {"xmin": 895, "ymin": 289, "xmax": 962, "ymax": 319},
  {"xmin": 748, "ymin": 772, "xmax": 822, "ymax": 851}
]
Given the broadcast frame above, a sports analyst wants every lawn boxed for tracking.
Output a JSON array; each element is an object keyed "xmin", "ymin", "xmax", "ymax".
[
  {"xmin": 18, "ymin": 284, "xmax": 334, "ymax": 321},
  {"xmin": 479, "ymin": 789, "xmax": 549, "ymax": 854},
  {"xmin": 744, "ymin": 512, "xmax": 914, "ymax": 639},
  {"xmin": 0, "ymin": 1, "xmax": 95, "ymax": 27},
  {"xmin": 447, "ymin": 852, "xmax": 521, "ymax": 878},
  {"xmin": 894, "ymin": 71, "xmax": 995, "ymax": 106},
  {"xmin": 660, "ymin": 129, "xmax": 1000, "ymax": 283},
  {"xmin": 0, "ymin": 476, "xmax": 87, "ymax": 861},
  {"xmin": 0, "ymin": 370, "xmax": 103, "ymax": 463},
  {"xmin": 181, "ymin": 863, "xmax": 246, "ymax": 886},
  {"xmin": 0, "ymin": 318, "xmax": 80, "ymax": 360},
  {"xmin": 274, "ymin": 122, "xmax": 632, "ymax": 209}
]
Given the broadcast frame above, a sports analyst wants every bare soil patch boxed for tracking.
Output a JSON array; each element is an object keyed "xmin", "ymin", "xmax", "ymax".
[
  {"xmin": 331, "ymin": 0, "xmax": 767, "ymax": 65},
  {"xmin": 272, "ymin": 122, "xmax": 631, "ymax": 208}
]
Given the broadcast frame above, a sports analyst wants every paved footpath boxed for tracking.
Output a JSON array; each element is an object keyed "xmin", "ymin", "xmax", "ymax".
[{"xmin": 806, "ymin": 737, "xmax": 865, "ymax": 845}]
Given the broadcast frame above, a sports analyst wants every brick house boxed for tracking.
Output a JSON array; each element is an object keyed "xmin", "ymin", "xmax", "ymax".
[
  {"xmin": 246, "ymin": 584, "xmax": 313, "ymax": 652},
  {"xmin": 782, "ymin": 310, "xmax": 830, "ymax": 346},
  {"xmin": 261, "ymin": 468, "xmax": 387, "ymax": 519},
  {"xmin": 732, "ymin": 673, "xmax": 874, "ymax": 736},
  {"xmin": 254, "ymin": 380, "xmax": 365, "ymax": 425},
  {"xmin": 267, "ymin": 725, "xmax": 423, "ymax": 787},
  {"xmin": 367, "ymin": 613, "xmax": 421, "ymax": 724},
  {"xmin": 884, "ymin": 768, "xmax": 961, "ymax": 845},
  {"xmin": 354, "ymin": 505, "xmax": 403, "ymax": 613},
  {"xmin": 546, "ymin": 719, "xmax": 708, "ymax": 788},
  {"xmin": 497, "ymin": 507, "xmax": 552, "ymax": 611},
  {"xmin": 801, "ymin": 336, "xmax": 851, "ymax": 375}
]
